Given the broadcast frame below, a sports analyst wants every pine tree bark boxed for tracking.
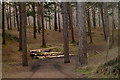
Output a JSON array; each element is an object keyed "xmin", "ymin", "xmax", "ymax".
[
  {"xmin": 77, "ymin": 2, "xmax": 87, "ymax": 66},
  {"xmin": 67, "ymin": 2, "xmax": 75, "ymax": 43},
  {"xmin": 41, "ymin": 2, "xmax": 46, "ymax": 46},
  {"xmin": 2, "ymin": 2, "xmax": 5, "ymax": 44},
  {"xmin": 9, "ymin": 5, "xmax": 12, "ymax": 30},
  {"xmin": 32, "ymin": 3, "xmax": 37, "ymax": 39},
  {"xmin": 19, "ymin": 2, "xmax": 22, "ymax": 51},
  {"xmin": 37, "ymin": 2, "xmax": 42, "ymax": 33},
  {"xmin": 19, "ymin": 2, "xmax": 28, "ymax": 66},
  {"xmin": 62, "ymin": 2, "xmax": 70, "ymax": 63},
  {"xmin": 58, "ymin": 4, "xmax": 61, "ymax": 32}
]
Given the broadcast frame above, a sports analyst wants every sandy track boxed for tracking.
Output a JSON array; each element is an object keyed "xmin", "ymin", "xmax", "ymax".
[{"xmin": 5, "ymin": 56, "xmax": 85, "ymax": 78}]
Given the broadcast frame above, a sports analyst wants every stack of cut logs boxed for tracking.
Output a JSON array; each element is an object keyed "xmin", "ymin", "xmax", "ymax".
[{"xmin": 29, "ymin": 47, "xmax": 74, "ymax": 59}]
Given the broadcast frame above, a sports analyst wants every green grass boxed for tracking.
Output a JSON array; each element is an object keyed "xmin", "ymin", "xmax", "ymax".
[
  {"xmin": 40, "ymin": 45, "xmax": 47, "ymax": 48},
  {"xmin": 75, "ymin": 47, "xmax": 118, "ymax": 78},
  {"xmin": 88, "ymin": 74, "xmax": 118, "ymax": 78},
  {"xmin": 5, "ymin": 33, "xmax": 19, "ymax": 42},
  {"xmin": 75, "ymin": 67, "xmax": 92, "ymax": 75}
]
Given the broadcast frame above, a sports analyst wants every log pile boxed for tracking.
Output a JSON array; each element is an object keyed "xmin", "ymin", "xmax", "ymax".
[
  {"xmin": 29, "ymin": 47, "xmax": 56, "ymax": 53},
  {"xmin": 29, "ymin": 47, "xmax": 74, "ymax": 59}
]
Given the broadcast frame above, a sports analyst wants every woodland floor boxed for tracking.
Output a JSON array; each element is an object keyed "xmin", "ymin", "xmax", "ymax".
[
  {"xmin": 3, "ymin": 56, "xmax": 85, "ymax": 78},
  {"xmin": 2, "ymin": 27, "xmax": 118, "ymax": 78}
]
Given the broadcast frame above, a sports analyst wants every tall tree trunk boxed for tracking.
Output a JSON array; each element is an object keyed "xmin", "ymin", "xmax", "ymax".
[
  {"xmin": 101, "ymin": 6, "xmax": 107, "ymax": 40},
  {"xmin": 6, "ymin": 5, "xmax": 10, "ymax": 30},
  {"xmin": 19, "ymin": 2, "xmax": 28, "ymax": 66},
  {"xmin": 62, "ymin": 3, "xmax": 70, "ymax": 63},
  {"xmin": 37, "ymin": 2, "xmax": 42, "ymax": 33},
  {"xmin": 32, "ymin": 3, "xmax": 37, "ymax": 39},
  {"xmin": 9, "ymin": 5, "xmax": 12, "ymax": 30},
  {"xmin": 118, "ymin": 2, "xmax": 120, "ymax": 67},
  {"xmin": 49, "ymin": 16, "xmax": 51, "ymax": 30},
  {"xmin": 67, "ymin": 2, "xmax": 75, "ymax": 43},
  {"xmin": 58, "ymin": 4, "xmax": 61, "ymax": 32},
  {"xmin": 77, "ymin": 2, "xmax": 87, "ymax": 66},
  {"xmin": 118, "ymin": 2, "xmax": 120, "ymax": 32},
  {"xmin": 6, "ymin": 13, "xmax": 10, "ymax": 30},
  {"xmin": 54, "ymin": 2, "xmax": 58, "ymax": 31},
  {"xmin": 15, "ymin": 4, "xmax": 20, "ymax": 31},
  {"xmin": 19, "ymin": 3, "xmax": 22, "ymax": 51},
  {"xmin": 87, "ymin": 6, "xmax": 93, "ymax": 43},
  {"xmin": 111, "ymin": 4, "xmax": 115, "ymax": 48},
  {"xmin": 2, "ymin": 2, "xmax": 5, "ymax": 44},
  {"xmin": 92, "ymin": 7, "xmax": 96, "ymax": 29},
  {"xmin": 41, "ymin": 2, "xmax": 46, "ymax": 46},
  {"xmin": 13, "ymin": 11, "xmax": 16, "ymax": 28},
  {"xmin": 37, "ymin": 16, "xmax": 40, "ymax": 33},
  {"xmin": 103, "ymin": 3, "xmax": 110, "ymax": 41},
  {"xmin": 98, "ymin": 9, "xmax": 101, "ymax": 27}
]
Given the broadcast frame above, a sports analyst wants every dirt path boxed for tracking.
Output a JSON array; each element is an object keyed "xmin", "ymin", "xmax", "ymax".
[{"xmin": 5, "ymin": 56, "xmax": 85, "ymax": 78}]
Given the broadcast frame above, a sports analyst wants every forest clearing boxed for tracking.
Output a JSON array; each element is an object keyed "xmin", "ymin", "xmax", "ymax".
[{"xmin": 1, "ymin": 1, "xmax": 120, "ymax": 79}]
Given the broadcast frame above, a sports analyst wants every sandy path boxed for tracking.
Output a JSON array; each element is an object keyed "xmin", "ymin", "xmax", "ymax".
[{"xmin": 5, "ymin": 56, "xmax": 85, "ymax": 78}]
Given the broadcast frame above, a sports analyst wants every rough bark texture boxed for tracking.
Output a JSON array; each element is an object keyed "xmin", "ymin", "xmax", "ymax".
[
  {"xmin": 19, "ymin": 2, "xmax": 28, "ymax": 66},
  {"xmin": 67, "ymin": 2, "xmax": 75, "ymax": 43},
  {"xmin": 2, "ymin": 2, "xmax": 5, "ymax": 44},
  {"xmin": 77, "ymin": 2, "xmax": 87, "ymax": 66},
  {"xmin": 62, "ymin": 2, "xmax": 70, "ymax": 63},
  {"xmin": 41, "ymin": 2, "xmax": 46, "ymax": 46}
]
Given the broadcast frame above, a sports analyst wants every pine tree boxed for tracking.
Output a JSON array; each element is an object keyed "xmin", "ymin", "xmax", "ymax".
[
  {"xmin": 77, "ymin": 2, "xmax": 87, "ymax": 66},
  {"xmin": 62, "ymin": 2, "xmax": 70, "ymax": 63},
  {"xmin": 19, "ymin": 2, "xmax": 28, "ymax": 66}
]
